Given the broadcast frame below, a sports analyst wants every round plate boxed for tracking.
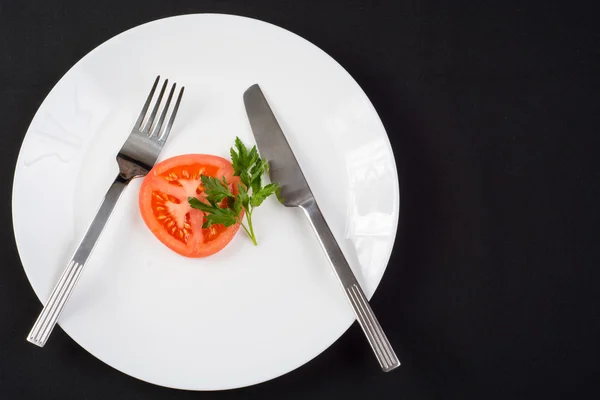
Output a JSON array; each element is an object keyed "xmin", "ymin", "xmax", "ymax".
[{"xmin": 12, "ymin": 14, "xmax": 399, "ymax": 390}]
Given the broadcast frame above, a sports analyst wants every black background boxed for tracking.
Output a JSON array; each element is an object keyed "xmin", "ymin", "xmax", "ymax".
[{"xmin": 2, "ymin": 1, "xmax": 600, "ymax": 399}]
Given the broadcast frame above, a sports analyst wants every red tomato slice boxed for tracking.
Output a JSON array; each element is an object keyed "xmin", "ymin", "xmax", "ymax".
[{"xmin": 139, "ymin": 154, "xmax": 241, "ymax": 258}]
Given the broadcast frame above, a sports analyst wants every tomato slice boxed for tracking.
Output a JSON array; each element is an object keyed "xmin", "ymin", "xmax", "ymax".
[{"xmin": 139, "ymin": 154, "xmax": 241, "ymax": 258}]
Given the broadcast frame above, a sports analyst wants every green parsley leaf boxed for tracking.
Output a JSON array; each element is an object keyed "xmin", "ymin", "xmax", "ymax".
[
  {"xmin": 200, "ymin": 175, "xmax": 233, "ymax": 202},
  {"xmin": 234, "ymin": 137, "xmax": 247, "ymax": 168},
  {"xmin": 204, "ymin": 210, "xmax": 238, "ymax": 228},
  {"xmin": 247, "ymin": 145, "xmax": 259, "ymax": 169},
  {"xmin": 188, "ymin": 137, "xmax": 281, "ymax": 246},
  {"xmin": 229, "ymin": 147, "xmax": 239, "ymax": 173},
  {"xmin": 250, "ymin": 183, "xmax": 279, "ymax": 208},
  {"xmin": 238, "ymin": 183, "xmax": 250, "ymax": 210},
  {"xmin": 249, "ymin": 160, "xmax": 263, "ymax": 194},
  {"xmin": 188, "ymin": 196, "xmax": 238, "ymax": 228},
  {"xmin": 188, "ymin": 196, "xmax": 206, "ymax": 210},
  {"xmin": 231, "ymin": 197, "xmax": 242, "ymax": 216}
]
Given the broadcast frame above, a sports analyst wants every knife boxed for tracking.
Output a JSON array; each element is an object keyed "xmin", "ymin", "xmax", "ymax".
[{"xmin": 243, "ymin": 84, "xmax": 400, "ymax": 372}]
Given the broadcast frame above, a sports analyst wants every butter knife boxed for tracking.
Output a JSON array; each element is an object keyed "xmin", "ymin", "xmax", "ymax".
[{"xmin": 243, "ymin": 84, "xmax": 400, "ymax": 372}]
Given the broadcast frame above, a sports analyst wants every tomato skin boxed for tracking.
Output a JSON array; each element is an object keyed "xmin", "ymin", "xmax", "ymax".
[{"xmin": 139, "ymin": 154, "xmax": 241, "ymax": 258}]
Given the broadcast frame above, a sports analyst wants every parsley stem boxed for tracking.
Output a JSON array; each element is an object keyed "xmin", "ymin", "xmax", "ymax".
[
  {"xmin": 240, "ymin": 221, "xmax": 252, "ymax": 239},
  {"xmin": 245, "ymin": 209, "xmax": 258, "ymax": 246}
]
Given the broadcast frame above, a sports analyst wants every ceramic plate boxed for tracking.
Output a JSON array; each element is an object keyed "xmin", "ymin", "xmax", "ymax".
[{"xmin": 12, "ymin": 14, "xmax": 399, "ymax": 390}]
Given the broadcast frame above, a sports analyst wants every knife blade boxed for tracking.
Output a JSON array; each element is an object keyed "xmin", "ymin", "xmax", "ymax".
[{"xmin": 243, "ymin": 84, "xmax": 400, "ymax": 372}]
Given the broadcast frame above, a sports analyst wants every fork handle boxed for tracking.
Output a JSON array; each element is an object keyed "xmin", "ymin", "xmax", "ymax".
[
  {"xmin": 27, "ymin": 176, "xmax": 128, "ymax": 347},
  {"xmin": 300, "ymin": 199, "xmax": 400, "ymax": 372}
]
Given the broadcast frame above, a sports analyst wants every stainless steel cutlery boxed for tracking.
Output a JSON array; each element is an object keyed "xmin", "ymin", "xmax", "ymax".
[
  {"xmin": 243, "ymin": 84, "xmax": 399, "ymax": 371},
  {"xmin": 27, "ymin": 76, "xmax": 184, "ymax": 347}
]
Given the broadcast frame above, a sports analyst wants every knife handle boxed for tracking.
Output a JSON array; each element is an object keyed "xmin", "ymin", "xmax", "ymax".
[{"xmin": 300, "ymin": 199, "xmax": 400, "ymax": 372}]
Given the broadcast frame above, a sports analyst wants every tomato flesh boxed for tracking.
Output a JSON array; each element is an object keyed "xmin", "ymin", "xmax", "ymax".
[{"xmin": 139, "ymin": 154, "xmax": 241, "ymax": 258}]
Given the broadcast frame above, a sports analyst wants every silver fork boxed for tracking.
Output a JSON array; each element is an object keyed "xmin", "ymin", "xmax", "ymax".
[{"xmin": 27, "ymin": 76, "xmax": 184, "ymax": 347}]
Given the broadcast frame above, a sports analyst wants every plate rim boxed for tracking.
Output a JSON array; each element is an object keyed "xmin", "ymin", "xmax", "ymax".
[{"xmin": 11, "ymin": 13, "xmax": 400, "ymax": 390}]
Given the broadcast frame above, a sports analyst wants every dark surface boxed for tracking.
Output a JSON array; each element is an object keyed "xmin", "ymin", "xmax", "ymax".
[{"xmin": 2, "ymin": 0, "xmax": 600, "ymax": 399}]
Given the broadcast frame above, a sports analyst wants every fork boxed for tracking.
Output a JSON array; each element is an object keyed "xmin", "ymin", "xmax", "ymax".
[{"xmin": 27, "ymin": 76, "xmax": 184, "ymax": 347}]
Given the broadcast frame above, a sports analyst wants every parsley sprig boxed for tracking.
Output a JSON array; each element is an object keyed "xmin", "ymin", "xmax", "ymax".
[{"xmin": 188, "ymin": 137, "xmax": 279, "ymax": 245}]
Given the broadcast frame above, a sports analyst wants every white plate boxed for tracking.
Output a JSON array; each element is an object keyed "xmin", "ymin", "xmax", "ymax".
[{"xmin": 12, "ymin": 14, "xmax": 399, "ymax": 390}]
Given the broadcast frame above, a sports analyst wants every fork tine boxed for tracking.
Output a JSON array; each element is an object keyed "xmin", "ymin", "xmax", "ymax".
[
  {"xmin": 152, "ymin": 83, "xmax": 176, "ymax": 138},
  {"xmin": 142, "ymin": 79, "xmax": 168, "ymax": 135},
  {"xmin": 159, "ymin": 86, "xmax": 184, "ymax": 142},
  {"xmin": 134, "ymin": 76, "xmax": 160, "ymax": 130}
]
